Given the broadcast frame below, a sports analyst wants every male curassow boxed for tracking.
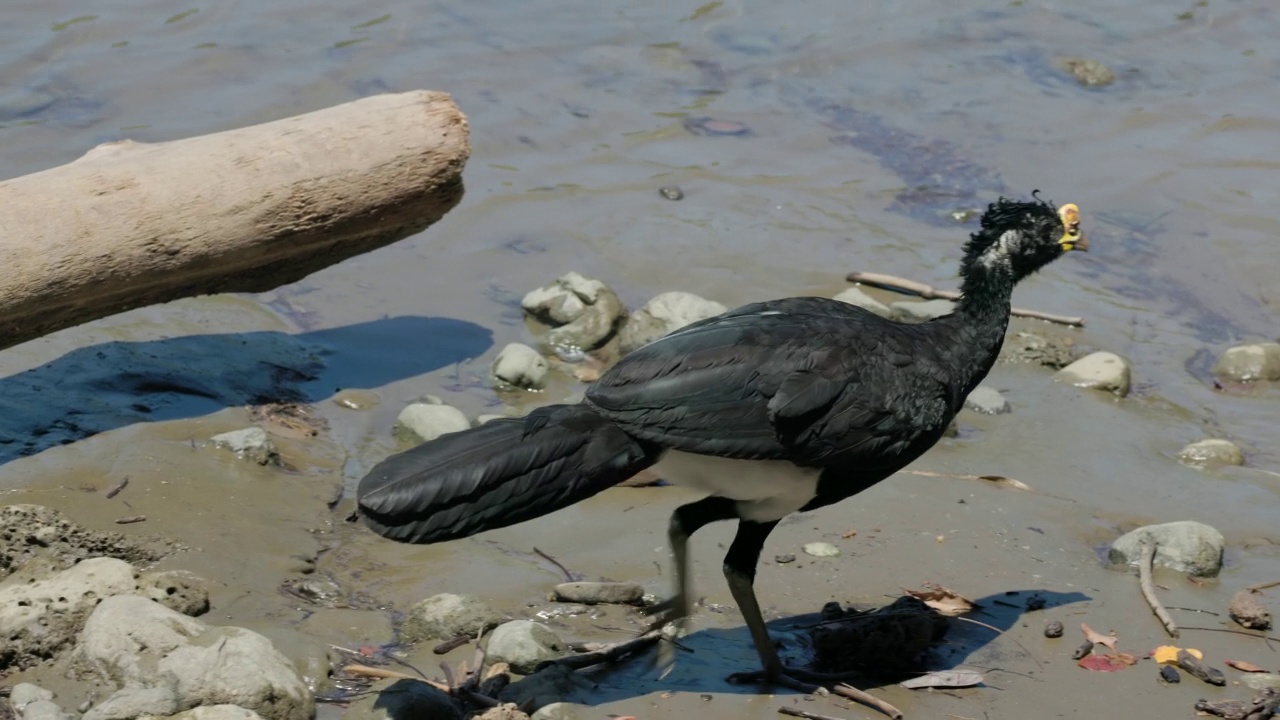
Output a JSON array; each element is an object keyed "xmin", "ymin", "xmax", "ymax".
[{"xmin": 357, "ymin": 194, "xmax": 1088, "ymax": 690}]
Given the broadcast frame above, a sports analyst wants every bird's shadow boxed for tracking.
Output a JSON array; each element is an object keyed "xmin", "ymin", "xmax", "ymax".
[
  {"xmin": 0, "ymin": 315, "xmax": 493, "ymax": 466},
  {"xmin": 512, "ymin": 588, "xmax": 1093, "ymax": 708}
]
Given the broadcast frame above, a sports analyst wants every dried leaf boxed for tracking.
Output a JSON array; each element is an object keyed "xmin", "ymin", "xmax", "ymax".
[
  {"xmin": 841, "ymin": 529, "xmax": 858, "ymax": 539},
  {"xmin": 978, "ymin": 475, "xmax": 1034, "ymax": 492},
  {"xmin": 1224, "ymin": 659, "xmax": 1268, "ymax": 673},
  {"xmin": 1153, "ymin": 645, "xmax": 1203, "ymax": 664},
  {"xmin": 900, "ymin": 669, "xmax": 985, "ymax": 689},
  {"xmin": 1078, "ymin": 654, "xmax": 1127, "ymax": 672},
  {"xmin": 1114, "ymin": 652, "xmax": 1139, "ymax": 666},
  {"xmin": 904, "ymin": 585, "xmax": 979, "ymax": 616},
  {"xmin": 1081, "ymin": 623, "xmax": 1118, "ymax": 652}
]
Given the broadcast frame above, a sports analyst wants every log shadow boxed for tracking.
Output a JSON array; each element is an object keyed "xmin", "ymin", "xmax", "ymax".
[{"xmin": 0, "ymin": 315, "xmax": 492, "ymax": 465}]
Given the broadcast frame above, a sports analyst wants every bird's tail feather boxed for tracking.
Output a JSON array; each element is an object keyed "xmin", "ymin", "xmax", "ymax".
[{"xmin": 357, "ymin": 403, "xmax": 658, "ymax": 544}]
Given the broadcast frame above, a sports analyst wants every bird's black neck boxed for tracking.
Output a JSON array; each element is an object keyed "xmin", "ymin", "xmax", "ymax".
[{"xmin": 935, "ymin": 260, "xmax": 1017, "ymax": 399}]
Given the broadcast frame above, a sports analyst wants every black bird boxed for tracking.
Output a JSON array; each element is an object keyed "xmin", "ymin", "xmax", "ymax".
[{"xmin": 357, "ymin": 194, "xmax": 1088, "ymax": 690}]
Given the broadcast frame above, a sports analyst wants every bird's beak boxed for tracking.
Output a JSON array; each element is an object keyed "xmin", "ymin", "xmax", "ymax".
[{"xmin": 1057, "ymin": 203, "xmax": 1088, "ymax": 252}]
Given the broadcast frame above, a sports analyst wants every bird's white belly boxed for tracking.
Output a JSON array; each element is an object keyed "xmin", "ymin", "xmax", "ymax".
[{"xmin": 653, "ymin": 450, "xmax": 821, "ymax": 522}]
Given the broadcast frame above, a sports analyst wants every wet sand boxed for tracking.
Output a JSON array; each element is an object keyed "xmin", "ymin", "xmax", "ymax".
[{"xmin": 3, "ymin": 0, "xmax": 1280, "ymax": 718}]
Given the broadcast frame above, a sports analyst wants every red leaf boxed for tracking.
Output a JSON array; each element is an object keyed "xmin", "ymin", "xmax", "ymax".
[
  {"xmin": 1225, "ymin": 659, "xmax": 1268, "ymax": 673},
  {"xmin": 1078, "ymin": 655, "xmax": 1127, "ymax": 672}
]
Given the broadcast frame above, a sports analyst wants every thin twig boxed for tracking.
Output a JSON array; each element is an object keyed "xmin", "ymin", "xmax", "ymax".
[
  {"xmin": 105, "ymin": 476, "xmax": 129, "ymax": 499},
  {"xmin": 533, "ymin": 546, "xmax": 576, "ymax": 582},
  {"xmin": 1139, "ymin": 541, "xmax": 1179, "ymax": 638},
  {"xmin": 344, "ymin": 663, "xmax": 449, "ymax": 691},
  {"xmin": 779, "ymin": 706, "xmax": 851, "ymax": 720},
  {"xmin": 433, "ymin": 634, "xmax": 470, "ymax": 655},
  {"xmin": 953, "ymin": 616, "xmax": 1003, "ymax": 635},
  {"xmin": 832, "ymin": 683, "xmax": 904, "ymax": 720},
  {"xmin": 539, "ymin": 629, "xmax": 664, "ymax": 671},
  {"xmin": 847, "ymin": 271, "xmax": 1085, "ymax": 326},
  {"xmin": 1248, "ymin": 579, "xmax": 1280, "ymax": 592},
  {"xmin": 1165, "ymin": 607, "xmax": 1220, "ymax": 616},
  {"xmin": 1181, "ymin": 626, "xmax": 1280, "ymax": 642}
]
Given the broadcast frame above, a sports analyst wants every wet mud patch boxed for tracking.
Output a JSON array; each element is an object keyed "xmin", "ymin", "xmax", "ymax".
[{"xmin": 0, "ymin": 316, "xmax": 491, "ymax": 466}]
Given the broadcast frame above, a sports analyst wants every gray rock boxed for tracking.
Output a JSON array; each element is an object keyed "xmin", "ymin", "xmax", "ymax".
[
  {"xmin": 1177, "ymin": 439, "xmax": 1245, "ymax": 468},
  {"xmin": 166, "ymin": 707, "xmax": 265, "ymax": 720},
  {"xmin": 1057, "ymin": 56, "xmax": 1116, "ymax": 87},
  {"xmin": 18, "ymin": 700, "xmax": 68, "ymax": 720},
  {"xmin": 360, "ymin": 679, "xmax": 462, "ymax": 720},
  {"xmin": 521, "ymin": 272, "xmax": 608, "ymax": 325},
  {"xmin": 1240, "ymin": 673, "xmax": 1280, "ymax": 691},
  {"xmin": 803, "ymin": 542, "xmax": 840, "ymax": 558},
  {"xmin": 553, "ymin": 582, "xmax": 644, "ymax": 605},
  {"xmin": 485, "ymin": 620, "xmax": 568, "ymax": 674},
  {"xmin": 492, "ymin": 343, "xmax": 550, "ymax": 390},
  {"xmin": 0, "ymin": 504, "xmax": 160, "ymax": 583},
  {"xmin": 139, "ymin": 570, "xmax": 210, "ymax": 616},
  {"xmin": 832, "ymin": 288, "xmax": 891, "ymax": 318},
  {"xmin": 1109, "ymin": 521, "xmax": 1225, "ymax": 577},
  {"xmin": 964, "ymin": 385, "xmax": 1010, "ymax": 415},
  {"xmin": 1212, "ymin": 342, "xmax": 1280, "ymax": 382},
  {"xmin": 546, "ymin": 290, "xmax": 626, "ymax": 352},
  {"xmin": 499, "ymin": 665, "xmax": 594, "ymax": 708},
  {"xmin": 400, "ymin": 593, "xmax": 503, "ymax": 645},
  {"xmin": 1053, "ymin": 351, "xmax": 1131, "ymax": 397},
  {"xmin": 0, "ymin": 557, "xmax": 139, "ymax": 671},
  {"xmin": 83, "ymin": 686, "xmax": 179, "ymax": 720},
  {"xmin": 211, "ymin": 427, "xmax": 280, "ymax": 466},
  {"xmin": 394, "ymin": 403, "xmax": 471, "ymax": 443},
  {"xmin": 531, "ymin": 703, "xmax": 586, "ymax": 720},
  {"xmin": 9, "ymin": 684, "xmax": 54, "ymax": 711},
  {"xmin": 890, "ymin": 299, "xmax": 955, "ymax": 323},
  {"xmin": 74, "ymin": 595, "xmax": 313, "ymax": 720},
  {"xmin": 617, "ymin": 291, "xmax": 727, "ymax": 354}
]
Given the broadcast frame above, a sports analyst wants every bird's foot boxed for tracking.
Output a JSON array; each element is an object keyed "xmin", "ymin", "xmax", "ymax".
[{"xmin": 637, "ymin": 595, "xmax": 690, "ymax": 635}]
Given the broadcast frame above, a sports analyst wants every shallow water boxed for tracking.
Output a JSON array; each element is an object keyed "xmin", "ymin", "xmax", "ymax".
[{"xmin": 2, "ymin": 0, "xmax": 1279, "ymax": 717}]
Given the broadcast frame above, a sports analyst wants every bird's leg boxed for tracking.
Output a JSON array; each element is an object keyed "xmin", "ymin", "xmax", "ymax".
[
  {"xmin": 720, "ymin": 519, "xmax": 839, "ymax": 693},
  {"xmin": 641, "ymin": 496, "xmax": 738, "ymax": 632}
]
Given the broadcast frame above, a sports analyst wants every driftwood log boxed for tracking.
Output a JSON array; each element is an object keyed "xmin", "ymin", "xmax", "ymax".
[{"xmin": 0, "ymin": 89, "xmax": 469, "ymax": 352}]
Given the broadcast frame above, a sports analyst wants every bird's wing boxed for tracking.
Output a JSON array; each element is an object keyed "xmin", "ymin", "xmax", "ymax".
[{"xmin": 586, "ymin": 297, "xmax": 952, "ymax": 465}]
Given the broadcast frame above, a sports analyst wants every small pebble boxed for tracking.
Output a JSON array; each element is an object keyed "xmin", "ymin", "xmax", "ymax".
[
  {"xmin": 1159, "ymin": 665, "xmax": 1181, "ymax": 684},
  {"xmin": 802, "ymin": 542, "xmax": 840, "ymax": 558},
  {"xmin": 682, "ymin": 116, "xmax": 751, "ymax": 137},
  {"xmin": 774, "ymin": 554, "xmax": 796, "ymax": 564},
  {"xmin": 658, "ymin": 186, "xmax": 684, "ymax": 201},
  {"xmin": 1044, "ymin": 620, "xmax": 1064, "ymax": 638}
]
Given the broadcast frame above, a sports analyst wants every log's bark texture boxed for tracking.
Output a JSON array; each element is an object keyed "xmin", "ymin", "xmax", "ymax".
[{"xmin": 0, "ymin": 89, "xmax": 470, "ymax": 351}]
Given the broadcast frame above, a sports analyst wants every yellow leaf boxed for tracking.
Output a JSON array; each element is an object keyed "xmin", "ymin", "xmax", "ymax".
[{"xmin": 1153, "ymin": 645, "xmax": 1203, "ymax": 664}]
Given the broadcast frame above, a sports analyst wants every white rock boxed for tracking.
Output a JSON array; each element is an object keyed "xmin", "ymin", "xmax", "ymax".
[
  {"xmin": 532, "ymin": 702, "xmax": 587, "ymax": 720},
  {"xmin": 1053, "ymin": 351, "xmax": 1131, "ymax": 397},
  {"xmin": 522, "ymin": 272, "xmax": 608, "ymax": 325},
  {"xmin": 0, "ymin": 557, "xmax": 139, "ymax": 671},
  {"xmin": 1212, "ymin": 342, "xmax": 1280, "ymax": 382},
  {"xmin": 8, "ymin": 683, "xmax": 54, "ymax": 711},
  {"xmin": 1177, "ymin": 438, "xmax": 1245, "ymax": 468},
  {"xmin": 964, "ymin": 385, "xmax": 1010, "ymax": 415},
  {"xmin": 485, "ymin": 620, "xmax": 568, "ymax": 674},
  {"xmin": 617, "ymin": 291, "xmax": 727, "ymax": 353},
  {"xmin": 832, "ymin": 287, "xmax": 891, "ymax": 318},
  {"xmin": 167, "ymin": 707, "xmax": 266, "ymax": 720},
  {"xmin": 492, "ymin": 343, "xmax": 550, "ymax": 390},
  {"xmin": 210, "ymin": 427, "xmax": 279, "ymax": 465},
  {"xmin": 803, "ymin": 542, "xmax": 840, "ymax": 557},
  {"xmin": 400, "ymin": 593, "xmax": 503, "ymax": 645},
  {"xmin": 394, "ymin": 403, "xmax": 471, "ymax": 443},
  {"xmin": 890, "ymin": 299, "xmax": 955, "ymax": 323},
  {"xmin": 1109, "ymin": 521, "xmax": 1224, "ymax": 577},
  {"xmin": 74, "ymin": 595, "xmax": 313, "ymax": 720},
  {"xmin": 17, "ymin": 700, "xmax": 68, "ymax": 720},
  {"xmin": 82, "ymin": 686, "xmax": 178, "ymax": 720}
]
